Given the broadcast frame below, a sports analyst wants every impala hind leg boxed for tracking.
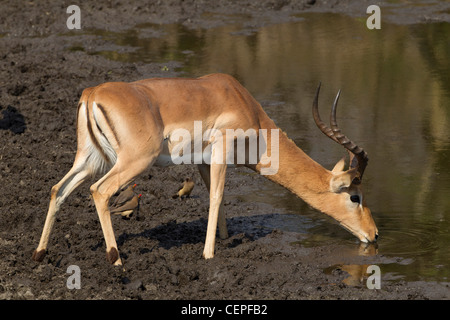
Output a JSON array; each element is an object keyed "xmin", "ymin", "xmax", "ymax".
[
  {"xmin": 198, "ymin": 164, "xmax": 228, "ymax": 240},
  {"xmin": 89, "ymin": 158, "xmax": 153, "ymax": 266},
  {"xmin": 32, "ymin": 161, "xmax": 91, "ymax": 262}
]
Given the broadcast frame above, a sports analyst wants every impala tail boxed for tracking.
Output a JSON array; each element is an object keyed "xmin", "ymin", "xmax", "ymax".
[
  {"xmin": 75, "ymin": 88, "xmax": 118, "ymax": 178},
  {"xmin": 85, "ymin": 100, "xmax": 118, "ymax": 175}
]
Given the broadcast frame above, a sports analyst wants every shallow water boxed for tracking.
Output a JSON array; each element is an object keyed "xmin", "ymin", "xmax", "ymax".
[{"xmin": 70, "ymin": 13, "xmax": 450, "ymax": 283}]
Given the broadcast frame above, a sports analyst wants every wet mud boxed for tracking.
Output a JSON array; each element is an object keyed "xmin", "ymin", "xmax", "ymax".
[{"xmin": 0, "ymin": 0, "xmax": 449, "ymax": 300}]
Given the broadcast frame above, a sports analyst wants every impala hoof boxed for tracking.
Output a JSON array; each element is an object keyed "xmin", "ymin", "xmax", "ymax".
[
  {"xmin": 106, "ymin": 247, "xmax": 120, "ymax": 265},
  {"xmin": 32, "ymin": 249, "xmax": 46, "ymax": 262}
]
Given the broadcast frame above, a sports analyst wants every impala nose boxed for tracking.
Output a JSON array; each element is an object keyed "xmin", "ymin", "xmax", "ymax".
[{"xmin": 375, "ymin": 233, "xmax": 379, "ymax": 241}]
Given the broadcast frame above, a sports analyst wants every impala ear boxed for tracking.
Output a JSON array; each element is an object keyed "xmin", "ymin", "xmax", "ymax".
[
  {"xmin": 330, "ymin": 167, "xmax": 358, "ymax": 192},
  {"xmin": 331, "ymin": 158, "xmax": 346, "ymax": 173}
]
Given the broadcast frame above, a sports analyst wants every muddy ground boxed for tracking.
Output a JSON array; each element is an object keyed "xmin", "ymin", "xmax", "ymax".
[{"xmin": 0, "ymin": 0, "xmax": 449, "ymax": 302}]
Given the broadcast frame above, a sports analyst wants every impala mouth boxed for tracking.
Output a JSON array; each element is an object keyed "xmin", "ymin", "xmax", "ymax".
[{"xmin": 339, "ymin": 221, "xmax": 374, "ymax": 243}]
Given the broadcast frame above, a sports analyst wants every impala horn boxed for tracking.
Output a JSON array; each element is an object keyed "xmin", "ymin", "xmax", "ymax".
[{"xmin": 312, "ymin": 83, "xmax": 368, "ymax": 184}]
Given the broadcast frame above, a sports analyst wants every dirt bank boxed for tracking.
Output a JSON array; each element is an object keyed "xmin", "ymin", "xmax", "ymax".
[{"xmin": 0, "ymin": 0, "xmax": 449, "ymax": 301}]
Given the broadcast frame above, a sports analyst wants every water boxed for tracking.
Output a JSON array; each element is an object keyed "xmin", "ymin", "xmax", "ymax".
[{"xmin": 67, "ymin": 13, "xmax": 450, "ymax": 283}]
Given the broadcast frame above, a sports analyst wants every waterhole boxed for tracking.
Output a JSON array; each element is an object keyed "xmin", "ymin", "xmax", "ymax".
[{"xmin": 65, "ymin": 12, "xmax": 450, "ymax": 283}]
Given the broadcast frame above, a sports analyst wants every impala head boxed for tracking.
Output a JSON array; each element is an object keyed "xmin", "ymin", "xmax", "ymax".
[{"xmin": 313, "ymin": 83, "xmax": 378, "ymax": 243}]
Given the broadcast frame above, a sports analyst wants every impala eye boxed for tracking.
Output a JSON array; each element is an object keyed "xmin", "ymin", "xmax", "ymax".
[{"xmin": 350, "ymin": 195, "xmax": 360, "ymax": 203}]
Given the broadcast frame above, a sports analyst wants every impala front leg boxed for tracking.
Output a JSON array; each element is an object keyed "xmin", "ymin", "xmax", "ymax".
[
  {"xmin": 197, "ymin": 164, "xmax": 228, "ymax": 240},
  {"xmin": 202, "ymin": 163, "xmax": 227, "ymax": 259}
]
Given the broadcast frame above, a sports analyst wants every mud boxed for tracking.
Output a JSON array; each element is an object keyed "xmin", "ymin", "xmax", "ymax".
[{"xmin": 1, "ymin": 0, "xmax": 449, "ymax": 301}]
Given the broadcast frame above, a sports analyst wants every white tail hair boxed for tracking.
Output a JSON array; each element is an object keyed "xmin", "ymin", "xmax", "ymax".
[{"xmin": 82, "ymin": 101, "xmax": 117, "ymax": 176}]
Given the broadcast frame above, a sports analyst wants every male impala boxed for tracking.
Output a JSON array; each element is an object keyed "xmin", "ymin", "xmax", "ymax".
[{"xmin": 32, "ymin": 73, "xmax": 378, "ymax": 266}]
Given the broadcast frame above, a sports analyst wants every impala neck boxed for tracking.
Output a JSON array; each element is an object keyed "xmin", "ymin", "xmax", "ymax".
[{"xmin": 255, "ymin": 116, "xmax": 334, "ymax": 213}]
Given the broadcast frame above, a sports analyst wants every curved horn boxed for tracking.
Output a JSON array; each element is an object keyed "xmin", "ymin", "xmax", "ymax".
[
  {"xmin": 312, "ymin": 82, "xmax": 339, "ymax": 144},
  {"xmin": 312, "ymin": 83, "xmax": 368, "ymax": 184}
]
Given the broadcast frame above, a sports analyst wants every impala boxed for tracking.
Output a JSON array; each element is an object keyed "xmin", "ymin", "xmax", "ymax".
[{"xmin": 32, "ymin": 73, "xmax": 378, "ymax": 266}]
